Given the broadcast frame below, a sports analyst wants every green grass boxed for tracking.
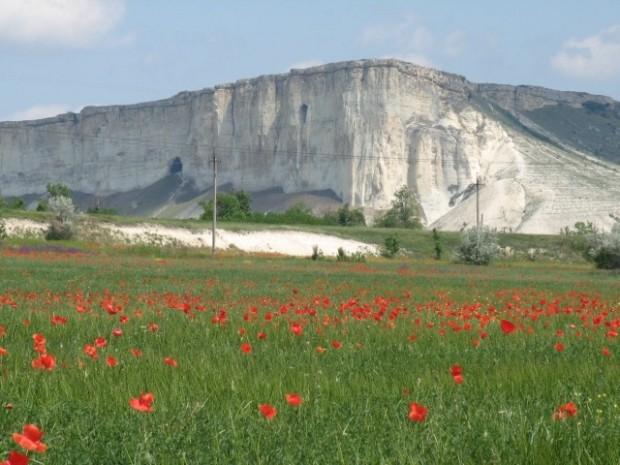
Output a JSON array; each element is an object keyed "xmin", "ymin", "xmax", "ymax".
[{"xmin": 0, "ymin": 241, "xmax": 618, "ymax": 464}]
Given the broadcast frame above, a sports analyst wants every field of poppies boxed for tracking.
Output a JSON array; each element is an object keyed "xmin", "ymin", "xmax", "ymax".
[{"xmin": 0, "ymin": 244, "xmax": 619, "ymax": 464}]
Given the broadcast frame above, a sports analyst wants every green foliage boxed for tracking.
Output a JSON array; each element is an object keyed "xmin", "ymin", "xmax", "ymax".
[
  {"xmin": 336, "ymin": 247, "xmax": 366, "ymax": 262},
  {"xmin": 8, "ymin": 198, "xmax": 25, "ymax": 210},
  {"xmin": 377, "ymin": 185, "xmax": 422, "ymax": 229},
  {"xmin": 560, "ymin": 221, "xmax": 598, "ymax": 253},
  {"xmin": 432, "ymin": 228, "xmax": 442, "ymax": 260},
  {"xmin": 47, "ymin": 183, "xmax": 71, "ymax": 199},
  {"xmin": 585, "ymin": 222, "xmax": 620, "ymax": 269},
  {"xmin": 455, "ymin": 226, "xmax": 499, "ymax": 265},
  {"xmin": 333, "ymin": 204, "xmax": 366, "ymax": 226},
  {"xmin": 382, "ymin": 235, "xmax": 400, "ymax": 258},
  {"xmin": 200, "ymin": 191, "xmax": 252, "ymax": 221},
  {"xmin": 36, "ymin": 200, "xmax": 48, "ymax": 212}
]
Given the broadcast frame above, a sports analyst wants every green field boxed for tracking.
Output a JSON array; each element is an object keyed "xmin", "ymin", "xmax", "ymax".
[{"xmin": 0, "ymin": 240, "xmax": 618, "ymax": 464}]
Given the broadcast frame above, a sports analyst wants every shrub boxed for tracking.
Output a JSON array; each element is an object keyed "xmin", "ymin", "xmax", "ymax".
[
  {"xmin": 311, "ymin": 245, "xmax": 324, "ymax": 261},
  {"xmin": 0, "ymin": 219, "xmax": 7, "ymax": 240},
  {"xmin": 432, "ymin": 228, "xmax": 442, "ymax": 260},
  {"xmin": 382, "ymin": 235, "xmax": 400, "ymax": 258},
  {"xmin": 201, "ymin": 191, "xmax": 252, "ymax": 221},
  {"xmin": 46, "ymin": 196, "xmax": 76, "ymax": 241},
  {"xmin": 336, "ymin": 204, "xmax": 366, "ymax": 226},
  {"xmin": 87, "ymin": 206, "xmax": 118, "ymax": 215},
  {"xmin": 585, "ymin": 223, "xmax": 620, "ymax": 269},
  {"xmin": 47, "ymin": 183, "xmax": 71, "ymax": 199},
  {"xmin": 454, "ymin": 226, "xmax": 499, "ymax": 265},
  {"xmin": 36, "ymin": 200, "xmax": 48, "ymax": 212}
]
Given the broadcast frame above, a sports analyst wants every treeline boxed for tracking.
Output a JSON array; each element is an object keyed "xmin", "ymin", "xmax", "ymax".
[{"xmin": 199, "ymin": 186, "xmax": 423, "ymax": 228}]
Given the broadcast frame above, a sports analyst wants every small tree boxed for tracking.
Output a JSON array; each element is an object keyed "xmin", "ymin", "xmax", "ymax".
[
  {"xmin": 378, "ymin": 185, "xmax": 422, "ymax": 229},
  {"xmin": 201, "ymin": 191, "xmax": 252, "ymax": 221},
  {"xmin": 47, "ymin": 183, "xmax": 71, "ymax": 199},
  {"xmin": 455, "ymin": 226, "xmax": 499, "ymax": 265},
  {"xmin": 382, "ymin": 235, "xmax": 400, "ymax": 258},
  {"xmin": 46, "ymin": 196, "xmax": 76, "ymax": 240}
]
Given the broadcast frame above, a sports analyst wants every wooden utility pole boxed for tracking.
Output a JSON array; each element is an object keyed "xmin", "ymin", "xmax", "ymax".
[{"xmin": 211, "ymin": 149, "xmax": 217, "ymax": 255}]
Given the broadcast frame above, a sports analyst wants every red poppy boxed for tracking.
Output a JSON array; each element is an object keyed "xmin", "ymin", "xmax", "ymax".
[
  {"xmin": 1, "ymin": 451, "xmax": 29, "ymax": 465},
  {"xmin": 554, "ymin": 342, "xmax": 565, "ymax": 352},
  {"xmin": 148, "ymin": 323, "xmax": 159, "ymax": 333},
  {"xmin": 130, "ymin": 348, "xmax": 143, "ymax": 358},
  {"xmin": 0, "ymin": 347, "xmax": 8, "ymax": 356},
  {"xmin": 258, "ymin": 403, "xmax": 277, "ymax": 420},
  {"xmin": 450, "ymin": 365, "xmax": 464, "ymax": 384},
  {"xmin": 240, "ymin": 343, "xmax": 252, "ymax": 354},
  {"xmin": 285, "ymin": 393, "xmax": 303, "ymax": 407},
  {"xmin": 500, "ymin": 320, "xmax": 516, "ymax": 334},
  {"xmin": 602, "ymin": 347, "xmax": 611, "ymax": 357},
  {"xmin": 408, "ymin": 402, "xmax": 428, "ymax": 422},
  {"xmin": 163, "ymin": 357, "xmax": 178, "ymax": 367},
  {"xmin": 553, "ymin": 402, "xmax": 578, "ymax": 421},
  {"xmin": 83, "ymin": 344, "xmax": 98, "ymax": 360},
  {"xmin": 129, "ymin": 392, "xmax": 154, "ymax": 413},
  {"xmin": 12, "ymin": 424, "xmax": 47, "ymax": 453},
  {"xmin": 290, "ymin": 323, "xmax": 303, "ymax": 336},
  {"xmin": 331, "ymin": 340, "xmax": 343, "ymax": 349},
  {"xmin": 106, "ymin": 356, "xmax": 118, "ymax": 367},
  {"xmin": 111, "ymin": 328, "xmax": 123, "ymax": 337},
  {"xmin": 257, "ymin": 331, "xmax": 267, "ymax": 340},
  {"xmin": 31, "ymin": 353, "xmax": 56, "ymax": 371},
  {"xmin": 316, "ymin": 346, "xmax": 327, "ymax": 353},
  {"xmin": 50, "ymin": 315, "xmax": 68, "ymax": 326},
  {"xmin": 94, "ymin": 337, "xmax": 107, "ymax": 348}
]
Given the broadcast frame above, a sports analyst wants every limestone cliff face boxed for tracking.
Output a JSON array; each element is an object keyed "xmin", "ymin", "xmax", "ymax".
[{"xmin": 1, "ymin": 59, "xmax": 619, "ymax": 233}]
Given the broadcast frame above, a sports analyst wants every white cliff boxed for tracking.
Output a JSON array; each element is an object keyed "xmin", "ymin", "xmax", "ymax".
[{"xmin": 0, "ymin": 59, "xmax": 618, "ymax": 233}]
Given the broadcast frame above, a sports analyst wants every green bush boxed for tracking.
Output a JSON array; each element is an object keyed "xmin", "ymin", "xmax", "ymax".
[
  {"xmin": 0, "ymin": 219, "xmax": 7, "ymax": 240},
  {"xmin": 46, "ymin": 196, "xmax": 76, "ymax": 241},
  {"xmin": 333, "ymin": 204, "xmax": 365, "ymax": 226},
  {"xmin": 454, "ymin": 226, "xmax": 499, "ymax": 265},
  {"xmin": 382, "ymin": 235, "xmax": 400, "ymax": 258},
  {"xmin": 200, "ymin": 191, "xmax": 252, "ymax": 221},
  {"xmin": 47, "ymin": 183, "xmax": 71, "ymax": 199},
  {"xmin": 585, "ymin": 223, "xmax": 620, "ymax": 270}
]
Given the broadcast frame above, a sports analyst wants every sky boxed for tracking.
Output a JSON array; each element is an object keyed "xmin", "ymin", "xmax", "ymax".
[{"xmin": 1, "ymin": 0, "xmax": 619, "ymax": 121}]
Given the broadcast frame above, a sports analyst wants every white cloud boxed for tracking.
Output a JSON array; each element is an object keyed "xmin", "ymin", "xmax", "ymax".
[
  {"xmin": 552, "ymin": 25, "xmax": 620, "ymax": 79},
  {"xmin": 361, "ymin": 15, "xmax": 464, "ymax": 68},
  {"xmin": 0, "ymin": 0, "xmax": 125, "ymax": 47},
  {"xmin": 5, "ymin": 104, "xmax": 81, "ymax": 121},
  {"xmin": 289, "ymin": 60, "xmax": 324, "ymax": 70}
]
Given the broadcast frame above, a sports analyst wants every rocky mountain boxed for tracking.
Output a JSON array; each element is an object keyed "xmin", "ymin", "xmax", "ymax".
[{"xmin": 0, "ymin": 59, "xmax": 618, "ymax": 233}]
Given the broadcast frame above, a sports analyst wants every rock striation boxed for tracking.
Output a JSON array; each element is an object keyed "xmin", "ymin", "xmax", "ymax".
[{"xmin": 0, "ymin": 59, "xmax": 619, "ymax": 233}]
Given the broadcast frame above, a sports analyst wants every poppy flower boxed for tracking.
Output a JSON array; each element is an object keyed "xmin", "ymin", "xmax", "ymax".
[
  {"xmin": 500, "ymin": 320, "xmax": 516, "ymax": 334},
  {"xmin": 94, "ymin": 337, "xmax": 107, "ymax": 348},
  {"xmin": 130, "ymin": 348, "xmax": 143, "ymax": 358},
  {"xmin": 0, "ymin": 347, "xmax": 8, "ymax": 356},
  {"xmin": 50, "ymin": 315, "xmax": 68, "ymax": 326},
  {"xmin": 1, "ymin": 451, "xmax": 29, "ymax": 465},
  {"xmin": 129, "ymin": 392, "xmax": 154, "ymax": 413},
  {"xmin": 148, "ymin": 323, "xmax": 159, "ymax": 333},
  {"xmin": 111, "ymin": 328, "xmax": 123, "ymax": 337},
  {"xmin": 331, "ymin": 340, "xmax": 343, "ymax": 350},
  {"xmin": 83, "ymin": 344, "xmax": 98, "ymax": 360},
  {"xmin": 31, "ymin": 353, "xmax": 56, "ymax": 371},
  {"xmin": 163, "ymin": 357, "xmax": 178, "ymax": 367},
  {"xmin": 553, "ymin": 402, "xmax": 578, "ymax": 421},
  {"xmin": 257, "ymin": 331, "xmax": 267, "ymax": 340},
  {"xmin": 602, "ymin": 347, "xmax": 611, "ymax": 357},
  {"xmin": 554, "ymin": 342, "xmax": 565, "ymax": 352},
  {"xmin": 106, "ymin": 356, "xmax": 118, "ymax": 368},
  {"xmin": 240, "ymin": 343, "xmax": 252, "ymax": 354},
  {"xmin": 285, "ymin": 393, "xmax": 303, "ymax": 407},
  {"xmin": 408, "ymin": 402, "xmax": 428, "ymax": 422},
  {"xmin": 290, "ymin": 323, "xmax": 303, "ymax": 336},
  {"xmin": 450, "ymin": 365, "xmax": 464, "ymax": 384},
  {"xmin": 316, "ymin": 346, "xmax": 327, "ymax": 353},
  {"xmin": 12, "ymin": 424, "xmax": 47, "ymax": 453},
  {"xmin": 258, "ymin": 403, "xmax": 277, "ymax": 420}
]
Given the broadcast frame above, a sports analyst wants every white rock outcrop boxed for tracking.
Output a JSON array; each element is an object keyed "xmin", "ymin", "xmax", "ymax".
[{"xmin": 0, "ymin": 59, "xmax": 618, "ymax": 233}]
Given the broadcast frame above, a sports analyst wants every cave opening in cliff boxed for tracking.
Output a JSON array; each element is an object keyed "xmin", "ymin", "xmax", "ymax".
[
  {"xmin": 300, "ymin": 104, "xmax": 308, "ymax": 124},
  {"xmin": 170, "ymin": 157, "xmax": 183, "ymax": 175}
]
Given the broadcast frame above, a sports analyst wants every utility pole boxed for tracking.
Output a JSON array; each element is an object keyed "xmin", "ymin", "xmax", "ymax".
[{"xmin": 211, "ymin": 148, "xmax": 217, "ymax": 256}]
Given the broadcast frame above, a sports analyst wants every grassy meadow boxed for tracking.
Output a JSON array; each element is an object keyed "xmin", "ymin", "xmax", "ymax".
[{"xmin": 0, "ymin": 240, "xmax": 618, "ymax": 464}]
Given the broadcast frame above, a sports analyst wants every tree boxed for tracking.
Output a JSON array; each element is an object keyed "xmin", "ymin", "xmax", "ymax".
[
  {"xmin": 337, "ymin": 204, "xmax": 365, "ymax": 226},
  {"xmin": 200, "ymin": 191, "xmax": 252, "ymax": 221},
  {"xmin": 47, "ymin": 183, "xmax": 71, "ymax": 199},
  {"xmin": 432, "ymin": 228, "xmax": 442, "ymax": 260},
  {"xmin": 377, "ymin": 185, "xmax": 422, "ymax": 229}
]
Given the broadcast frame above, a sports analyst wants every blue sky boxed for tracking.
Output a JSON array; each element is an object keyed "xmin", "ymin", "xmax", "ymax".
[{"xmin": 1, "ymin": 0, "xmax": 619, "ymax": 120}]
